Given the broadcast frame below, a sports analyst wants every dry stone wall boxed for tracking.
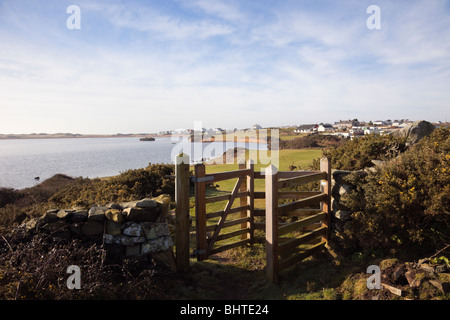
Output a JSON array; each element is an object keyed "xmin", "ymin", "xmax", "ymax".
[
  {"xmin": 330, "ymin": 170, "xmax": 367, "ymax": 244},
  {"xmin": 21, "ymin": 195, "xmax": 174, "ymax": 264}
]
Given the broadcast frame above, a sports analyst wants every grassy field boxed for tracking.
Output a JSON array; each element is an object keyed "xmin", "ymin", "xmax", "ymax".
[{"xmin": 200, "ymin": 148, "xmax": 323, "ymax": 192}]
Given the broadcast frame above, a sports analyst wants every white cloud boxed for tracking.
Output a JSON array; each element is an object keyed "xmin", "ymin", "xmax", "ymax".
[
  {"xmin": 0, "ymin": 0, "xmax": 449, "ymax": 134},
  {"xmin": 181, "ymin": 0, "xmax": 245, "ymax": 22}
]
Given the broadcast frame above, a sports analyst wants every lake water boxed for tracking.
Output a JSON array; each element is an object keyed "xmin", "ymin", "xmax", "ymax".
[{"xmin": 0, "ymin": 137, "xmax": 266, "ymax": 190}]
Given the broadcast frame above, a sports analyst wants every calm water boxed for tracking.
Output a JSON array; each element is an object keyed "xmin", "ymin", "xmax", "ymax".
[{"xmin": 0, "ymin": 137, "xmax": 266, "ymax": 190}]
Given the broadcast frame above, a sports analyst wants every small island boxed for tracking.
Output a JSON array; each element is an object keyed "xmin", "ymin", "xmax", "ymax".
[{"xmin": 139, "ymin": 137, "xmax": 155, "ymax": 141}]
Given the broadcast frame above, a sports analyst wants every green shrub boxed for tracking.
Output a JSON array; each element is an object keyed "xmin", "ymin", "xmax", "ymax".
[
  {"xmin": 340, "ymin": 128, "xmax": 450, "ymax": 255},
  {"xmin": 280, "ymin": 134, "xmax": 345, "ymax": 150},
  {"xmin": 323, "ymin": 134, "xmax": 407, "ymax": 170},
  {"xmin": 49, "ymin": 163, "xmax": 175, "ymax": 207}
]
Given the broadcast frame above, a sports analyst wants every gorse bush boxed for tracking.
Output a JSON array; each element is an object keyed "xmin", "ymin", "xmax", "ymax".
[
  {"xmin": 48, "ymin": 163, "xmax": 175, "ymax": 208},
  {"xmin": 280, "ymin": 134, "xmax": 345, "ymax": 150},
  {"xmin": 340, "ymin": 128, "xmax": 450, "ymax": 255},
  {"xmin": 323, "ymin": 133, "xmax": 408, "ymax": 171}
]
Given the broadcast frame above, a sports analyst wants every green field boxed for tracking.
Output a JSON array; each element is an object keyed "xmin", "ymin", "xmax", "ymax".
[{"xmin": 200, "ymin": 148, "xmax": 324, "ymax": 192}]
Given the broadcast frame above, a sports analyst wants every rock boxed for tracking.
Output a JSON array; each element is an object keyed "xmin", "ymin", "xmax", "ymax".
[
  {"xmin": 105, "ymin": 209, "xmax": 125, "ymax": 223},
  {"xmin": 420, "ymin": 263, "xmax": 435, "ymax": 275},
  {"xmin": 88, "ymin": 205, "xmax": 108, "ymax": 221},
  {"xmin": 42, "ymin": 221, "xmax": 66, "ymax": 233},
  {"xmin": 405, "ymin": 270, "xmax": 420, "ymax": 288},
  {"xmin": 108, "ymin": 203, "xmax": 123, "ymax": 210},
  {"xmin": 141, "ymin": 222, "xmax": 169, "ymax": 240},
  {"xmin": 123, "ymin": 207, "xmax": 160, "ymax": 222},
  {"xmin": 106, "ymin": 220, "xmax": 122, "ymax": 236},
  {"xmin": 141, "ymin": 236, "xmax": 173, "ymax": 254},
  {"xmin": 153, "ymin": 195, "xmax": 171, "ymax": 220},
  {"xmin": 136, "ymin": 198, "xmax": 158, "ymax": 208},
  {"xmin": 104, "ymin": 234, "xmax": 121, "ymax": 245},
  {"xmin": 123, "ymin": 223, "xmax": 143, "ymax": 237},
  {"xmin": 150, "ymin": 250, "xmax": 176, "ymax": 271},
  {"xmin": 22, "ymin": 218, "xmax": 39, "ymax": 231},
  {"xmin": 392, "ymin": 265, "xmax": 405, "ymax": 283},
  {"xmin": 81, "ymin": 221, "xmax": 104, "ymax": 236},
  {"xmin": 41, "ymin": 211, "xmax": 60, "ymax": 223},
  {"xmin": 338, "ymin": 184, "xmax": 352, "ymax": 196},
  {"xmin": 104, "ymin": 234, "xmax": 144, "ymax": 245},
  {"xmin": 56, "ymin": 209, "xmax": 73, "ymax": 220},
  {"xmin": 428, "ymin": 279, "xmax": 448, "ymax": 294},
  {"xmin": 120, "ymin": 201, "xmax": 139, "ymax": 209},
  {"xmin": 390, "ymin": 120, "xmax": 435, "ymax": 144},
  {"xmin": 334, "ymin": 210, "xmax": 350, "ymax": 221},
  {"xmin": 121, "ymin": 236, "xmax": 146, "ymax": 246},
  {"xmin": 70, "ymin": 209, "xmax": 88, "ymax": 223}
]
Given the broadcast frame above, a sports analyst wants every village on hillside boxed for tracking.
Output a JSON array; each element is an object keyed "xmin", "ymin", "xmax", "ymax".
[{"xmin": 157, "ymin": 118, "xmax": 448, "ymax": 140}]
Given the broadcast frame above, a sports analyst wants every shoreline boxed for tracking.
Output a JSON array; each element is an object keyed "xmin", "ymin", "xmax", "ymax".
[
  {"xmin": 0, "ymin": 133, "xmax": 268, "ymax": 144},
  {"xmin": 0, "ymin": 133, "xmax": 179, "ymax": 140}
]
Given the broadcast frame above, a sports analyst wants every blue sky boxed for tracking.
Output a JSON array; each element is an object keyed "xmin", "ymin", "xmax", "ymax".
[{"xmin": 0, "ymin": 0, "xmax": 449, "ymax": 134}]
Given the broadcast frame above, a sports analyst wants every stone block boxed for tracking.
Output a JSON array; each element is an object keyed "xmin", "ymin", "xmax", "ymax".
[
  {"xmin": 81, "ymin": 221, "xmax": 104, "ymax": 236},
  {"xmin": 123, "ymin": 222, "xmax": 143, "ymax": 237},
  {"xmin": 105, "ymin": 209, "xmax": 125, "ymax": 223},
  {"xmin": 88, "ymin": 205, "xmax": 108, "ymax": 221},
  {"xmin": 141, "ymin": 236, "xmax": 173, "ymax": 254},
  {"xmin": 70, "ymin": 209, "xmax": 88, "ymax": 223},
  {"xmin": 141, "ymin": 222, "xmax": 169, "ymax": 240},
  {"xmin": 41, "ymin": 211, "xmax": 60, "ymax": 223},
  {"xmin": 121, "ymin": 236, "xmax": 146, "ymax": 246},
  {"xmin": 106, "ymin": 220, "xmax": 122, "ymax": 236},
  {"xmin": 123, "ymin": 207, "xmax": 160, "ymax": 222}
]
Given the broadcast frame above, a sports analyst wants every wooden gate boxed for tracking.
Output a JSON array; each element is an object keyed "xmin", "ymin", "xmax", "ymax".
[
  {"xmin": 174, "ymin": 153, "xmax": 332, "ymax": 282},
  {"xmin": 265, "ymin": 158, "xmax": 331, "ymax": 283},
  {"xmin": 193, "ymin": 161, "xmax": 254, "ymax": 261}
]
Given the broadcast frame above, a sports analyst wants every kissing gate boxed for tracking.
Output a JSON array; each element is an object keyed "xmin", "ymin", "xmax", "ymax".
[{"xmin": 174, "ymin": 154, "xmax": 332, "ymax": 283}]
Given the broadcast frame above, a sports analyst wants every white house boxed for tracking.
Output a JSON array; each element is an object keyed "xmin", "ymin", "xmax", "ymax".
[
  {"xmin": 294, "ymin": 124, "xmax": 317, "ymax": 133},
  {"xmin": 318, "ymin": 124, "xmax": 334, "ymax": 132},
  {"xmin": 364, "ymin": 127, "xmax": 380, "ymax": 135}
]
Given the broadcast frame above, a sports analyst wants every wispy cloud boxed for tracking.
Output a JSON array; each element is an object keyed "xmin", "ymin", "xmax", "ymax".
[{"xmin": 0, "ymin": 0, "xmax": 449, "ymax": 134}]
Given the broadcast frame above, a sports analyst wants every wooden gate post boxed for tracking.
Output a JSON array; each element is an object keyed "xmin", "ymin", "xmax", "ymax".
[
  {"xmin": 175, "ymin": 153, "xmax": 190, "ymax": 272},
  {"xmin": 239, "ymin": 160, "xmax": 255, "ymax": 243},
  {"xmin": 320, "ymin": 157, "xmax": 332, "ymax": 241},
  {"xmin": 194, "ymin": 163, "xmax": 207, "ymax": 261},
  {"xmin": 265, "ymin": 164, "xmax": 279, "ymax": 283}
]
